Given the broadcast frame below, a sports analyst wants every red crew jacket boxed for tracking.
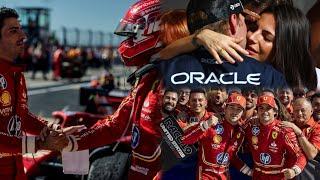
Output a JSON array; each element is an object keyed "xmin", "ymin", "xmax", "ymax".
[{"xmin": 0, "ymin": 59, "xmax": 47, "ymax": 179}]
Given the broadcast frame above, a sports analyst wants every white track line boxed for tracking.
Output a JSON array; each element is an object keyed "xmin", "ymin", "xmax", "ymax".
[{"xmin": 28, "ymin": 83, "xmax": 88, "ymax": 96}]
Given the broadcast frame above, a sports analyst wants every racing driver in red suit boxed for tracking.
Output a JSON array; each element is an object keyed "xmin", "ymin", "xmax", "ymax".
[
  {"xmin": 0, "ymin": 7, "xmax": 73, "ymax": 180},
  {"xmin": 182, "ymin": 93, "xmax": 253, "ymax": 180},
  {"xmin": 60, "ymin": 0, "xmax": 171, "ymax": 179},
  {"xmin": 244, "ymin": 95, "xmax": 307, "ymax": 180}
]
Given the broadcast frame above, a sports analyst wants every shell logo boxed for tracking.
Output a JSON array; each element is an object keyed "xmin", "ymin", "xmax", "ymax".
[{"xmin": 1, "ymin": 91, "xmax": 11, "ymax": 106}]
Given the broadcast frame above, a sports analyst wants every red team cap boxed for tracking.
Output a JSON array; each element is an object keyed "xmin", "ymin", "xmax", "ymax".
[
  {"xmin": 226, "ymin": 93, "xmax": 246, "ymax": 109},
  {"xmin": 257, "ymin": 95, "xmax": 277, "ymax": 108}
]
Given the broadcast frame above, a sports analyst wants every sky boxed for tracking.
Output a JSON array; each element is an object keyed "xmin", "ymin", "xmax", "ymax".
[{"xmin": 1, "ymin": 0, "xmax": 137, "ymax": 33}]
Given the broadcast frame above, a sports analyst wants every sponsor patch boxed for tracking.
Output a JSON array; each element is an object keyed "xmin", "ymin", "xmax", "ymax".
[
  {"xmin": 236, "ymin": 132, "xmax": 241, "ymax": 139},
  {"xmin": 269, "ymin": 141, "xmax": 278, "ymax": 152},
  {"xmin": 233, "ymin": 141, "xmax": 238, "ymax": 147},
  {"xmin": 216, "ymin": 152, "xmax": 229, "ymax": 165},
  {"xmin": 215, "ymin": 124, "xmax": 224, "ymax": 135},
  {"xmin": 7, "ymin": 115, "xmax": 22, "ymax": 137},
  {"xmin": 131, "ymin": 125, "xmax": 140, "ymax": 149},
  {"xmin": 211, "ymin": 143, "xmax": 221, "ymax": 149},
  {"xmin": 260, "ymin": 153, "xmax": 271, "ymax": 165},
  {"xmin": 252, "ymin": 136, "xmax": 258, "ymax": 145},
  {"xmin": 1, "ymin": 91, "xmax": 11, "ymax": 106},
  {"xmin": 213, "ymin": 135, "xmax": 222, "ymax": 144},
  {"xmin": 252, "ymin": 126, "xmax": 260, "ymax": 136},
  {"xmin": 0, "ymin": 74, "xmax": 7, "ymax": 89},
  {"xmin": 170, "ymin": 72, "xmax": 261, "ymax": 86},
  {"xmin": 0, "ymin": 106, "xmax": 12, "ymax": 116},
  {"xmin": 272, "ymin": 131, "xmax": 278, "ymax": 139},
  {"xmin": 270, "ymin": 141, "xmax": 277, "ymax": 148}
]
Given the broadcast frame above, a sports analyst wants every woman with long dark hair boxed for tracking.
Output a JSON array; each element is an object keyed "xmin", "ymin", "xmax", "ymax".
[{"xmin": 248, "ymin": 4, "xmax": 317, "ymax": 90}]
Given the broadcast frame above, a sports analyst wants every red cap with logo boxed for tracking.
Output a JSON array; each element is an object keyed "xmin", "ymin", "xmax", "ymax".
[
  {"xmin": 257, "ymin": 95, "xmax": 277, "ymax": 108},
  {"xmin": 226, "ymin": 93, "xmax": 246, "ymax": 109}
]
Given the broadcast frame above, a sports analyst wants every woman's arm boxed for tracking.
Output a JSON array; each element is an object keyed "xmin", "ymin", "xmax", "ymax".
[{"xmin": 157, "ymin": 29, "xmax": 248, "ymax": 64}]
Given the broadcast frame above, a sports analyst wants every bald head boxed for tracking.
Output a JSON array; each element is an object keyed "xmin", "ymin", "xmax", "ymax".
[
  {"xmin": 293, "ymin": 98, "xmax": 312, "ymax": 109},
  {"xmin": 292, "ymin": 98, "xmax": 313, "ymax": 127}
]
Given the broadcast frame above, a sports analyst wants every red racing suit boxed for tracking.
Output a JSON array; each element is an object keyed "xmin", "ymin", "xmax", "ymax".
[
  {"xmin": 65, "ymin": 70, "xmax": 166, "ymax": 179},
  {"xmin": 0, "ymin": 59, "xmax": 48, "ymax": 179},
  {"xmin": 301, "ymin": 117, "xmax": 320, "ymax": 151},
  {"xmin": 182, "ymin": 112, "xmax": 251, "ymax": 180},
  {"xmin": 244, "ymin": 119, "xmax": 306, "ymax": 180}
]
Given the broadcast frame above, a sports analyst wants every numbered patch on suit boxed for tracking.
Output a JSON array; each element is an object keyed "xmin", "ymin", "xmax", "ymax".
[
  {"xmin": 216, "ymin": 152, "xmax": 229, "ymax": 165},
  {"xmin": 260, "ymin": 153, "xmax": 271, "ymax": 165},
  {"xmin": 131, "ymin": 125, "xmax": 140, "ymax": 149},
  {"xmin": 215, "ymin": 124, "xmax": 224, "ymax": 135},
  {"xmin": 0, "ymin": 74, "xmax": 7, "ymax": 89},
  {"xmin": 252, "ymin": 126, "xmax": 260, "ymax": 136},
  {"xmin": 7, "ymin": 115, "xmax": 22, "ymax": 137}
]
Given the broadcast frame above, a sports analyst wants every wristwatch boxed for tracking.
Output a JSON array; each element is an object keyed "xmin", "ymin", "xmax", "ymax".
[{"xmin": 292, "ymin": 165, "xmax": 301, "ymax": 176}]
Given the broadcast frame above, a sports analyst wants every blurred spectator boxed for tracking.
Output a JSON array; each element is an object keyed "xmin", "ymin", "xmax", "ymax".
[
  {"xmin": 311, "ymin": 93, "xmax": 320, "ymax": 122},
  {"xmin": 207, "ymin": 87, "xmax": 228, "ymax": 115},
  {"xmin": 293, "ymin": 86, "xmax": 308, "ymax": 99},
  {"xmin": 52, "ymin": 45, "xmax": 65, "ymax": 81},
  {"xmin": 242, "ymin": 89, "xmax": 258, "ymax": 123},
  {"xmin": 16, "ymin": 44, "xmax": 33, "ymax": 70},
  {"xmin": 99, "ymin": 71, "xmax": 115, "ymax": 91},
  {"xmin": 31, "ymin": 42, "xmax": 49, "ymax": 80},
  {"xmin": 101, "ymin": 47, "xmax": 114, "ymax": 70},
  {"xmin": 277, "ymin": 87, "xmax": 294, "ymax": 114},
  {"xmin": 176, "ymin": 87, "xmax": 190, "ymax": 112}
]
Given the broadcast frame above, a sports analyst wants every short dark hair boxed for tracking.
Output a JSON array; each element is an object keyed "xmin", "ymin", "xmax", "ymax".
[
  {"xmin": 259, "ymin": 88, "xmax": 275, "ymax": 96},
  {"xmin": 186, "ymin": 0, "xmax": 244, "ymax": 34},
  {"xmin": 0, "ymin": 7, "xmax": 19, "ymax": 38},
  {"xmin": 164, "ymin": 88, "xmax": 178, "ymax": 96},
  {"xmin": 190, "ymin": 88, "xmax": 207, "ymax": 98}
]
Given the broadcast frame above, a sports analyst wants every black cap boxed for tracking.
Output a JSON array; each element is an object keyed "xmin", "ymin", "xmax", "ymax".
[{"xmin": 187, "ymin": 0, "xmax": 245, "ymax": 33}]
